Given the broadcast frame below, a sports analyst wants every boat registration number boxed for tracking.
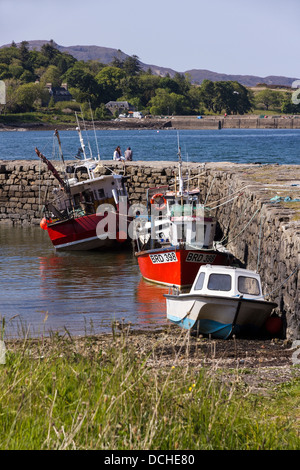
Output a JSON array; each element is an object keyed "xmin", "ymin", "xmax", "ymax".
[
  {"xmin": 186, "ymin": 252, "xmax": 216, "ymax": 263},
  {"xmin": 150, "ymin": 252, "xmax": 178, "ymax": 264}
]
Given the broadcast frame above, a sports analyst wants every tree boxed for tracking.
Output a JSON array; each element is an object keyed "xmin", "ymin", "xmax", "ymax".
[
  {"xmin": 41, "ymin": 41, "xmax": 58, "ymax": 62},
  {"xmin": 15, "ymin": 82, "xmax": 43, "ymax": 111},
  {"xmin": 136, "ymin": 74, "xmax": 161, "ymax": 107},
  {"xmin": 122, "ymin": 55, "xmax": 141, "ymax": 76},
  {"xmin": 199, "ymin": 80, "xmax": 251, "ymax": 115},
  {"xmin": 149, "ymin": 88, "xmax": 189, "ymax": 115},
  {"xmin": 199, "ymin": 80, "xmax": 215, "ymax": 112},
  {"xmin": 40, "ymin": 65, "xmax": 61, "ymax": 87},
  {"xmin": 95, "ymin": 66, "xmax": 126, "ymax": 102},
  {"xmin": 64, "ymin": 63, "xmax": 98, "ymax": 95},
  {"xmin": 0, "ymin": 63, "xmax": 9, "ymax": 80},
  {"xmin": 95, "ymin": 103, "xmax": 109, "ymax": 120},
  {"xmin": 8, "ymin": 61, "xmax": 24, "ymax": 79},
  {"xmin": 159, "ymin": 76, "xmax": 181, "ymax": 94},
  {"xmin": 187, "ymin": 86, "xmax": 204, "ymax": 114},
  {"xmin": 254, "ymin": 89, "xmax": 277, "ymax": 111},
  {"xmin": 19, "ymin": 41, "xmax": 30, "ymax": 68}
]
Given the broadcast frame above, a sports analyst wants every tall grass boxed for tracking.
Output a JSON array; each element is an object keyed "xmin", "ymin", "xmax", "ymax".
[{"xmin": 0, "ymin": 327, "xmax": 299, "ymax": 450}]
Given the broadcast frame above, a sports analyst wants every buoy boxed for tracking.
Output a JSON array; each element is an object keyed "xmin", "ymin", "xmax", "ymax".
[
  {"xmin": 150, "ymin": 193, "xmax": 167, "ymax": 210},
  {"xmin": 265, "ymin": 316, "xmax": 283, "ymax": 335},
  {"xmin": 40, "ymin": 217, "xmax": 48, "ymax": 230}
]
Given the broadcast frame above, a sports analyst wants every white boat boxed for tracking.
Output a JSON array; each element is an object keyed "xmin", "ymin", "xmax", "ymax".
[{"xmin": 164, "ymin": 264, "xmax": 277, "ymax": 339}]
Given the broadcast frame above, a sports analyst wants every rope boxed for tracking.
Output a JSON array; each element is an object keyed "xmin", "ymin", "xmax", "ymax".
[
  {"xmin": 204, "ymin": 175, "xmax": 216, "ymax": 205},
  {"xmin": 220, "ymin": 207, "xmax": 261, "ymax": 246},
  {"xmin": 256, "ymin": 211, "xmax": 264, "ymax": 271},
  {"xmin": 206, "ymin": 191, "xmax": 244, "ymax": 211},
  {"xmin": 206, "ymin": 182, "xmax": 261, "ymax": 207},
  {"xmin": 259, "ymin": 262, "xmax": 300, "ymax": 300}
]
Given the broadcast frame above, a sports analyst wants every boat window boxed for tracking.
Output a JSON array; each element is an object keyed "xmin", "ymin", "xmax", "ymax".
[
  {"xmin": 194, "ymin": 272, "xmax": 205, "ymax": 290},
  {"xmin": 98, "ymin": 188, "xmax": 105, "ymax": 199},
  {"xmin": 207, "ymin": 273, "xmax": 231, "ymax": 291},
  {"xmin": 238, "ymin": 276, "xmax": 260, "ymax": 296}
]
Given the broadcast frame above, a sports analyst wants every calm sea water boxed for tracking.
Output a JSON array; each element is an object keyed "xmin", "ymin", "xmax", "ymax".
[
  {"xmin": 0, "ymin": 226, "xmax": 168, "ymax": 339},
  {"xmin": 0, "ymin": 128, "xmax": 300, "ymax": 164},
  {"xmin": 0, "ymin": 128, "xmax": 299, "ymax": 338}
]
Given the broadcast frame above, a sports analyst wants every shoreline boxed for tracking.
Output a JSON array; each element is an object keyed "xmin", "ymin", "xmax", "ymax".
[
  {"xmin": 5, "ymin": 327, "xmax": 300, "ymax": 388},
  {"xmin": 1, "ymin": 114, "xmax": 300, "ymax": 132}
]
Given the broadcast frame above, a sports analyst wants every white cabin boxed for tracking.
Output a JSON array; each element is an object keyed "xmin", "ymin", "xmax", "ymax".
[
  {"xmin": 137, "ymin": 188, "xmax": 216, "ymax": 249},
  {"xmin": 190, "ymin": 265, "xmax": 264, "ymax": 300}
]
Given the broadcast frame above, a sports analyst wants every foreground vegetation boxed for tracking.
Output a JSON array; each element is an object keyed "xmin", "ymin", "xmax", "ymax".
[
  {"xmin": 0, "ymin": 40, "xmax": 299, "ymax": 121},
  {"xmin": 0, "ymin": 327, "xmax": 299, "ymax": 450}
]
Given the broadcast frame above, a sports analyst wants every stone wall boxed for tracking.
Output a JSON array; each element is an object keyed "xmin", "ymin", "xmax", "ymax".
[
  {"xmin": 0, "ymin": 159, "xmax": 299, "ymax": 338},
  {"xmin": 170, "ymin": 116, "xmax": 300, "ymax": 129}
]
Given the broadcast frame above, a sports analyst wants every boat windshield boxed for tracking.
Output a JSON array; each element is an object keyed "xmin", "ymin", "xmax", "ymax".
[
  {"xmin": 238, "ymin": 276, "xmax": 260, "ymax": 296},
  {"xmin": 194, "ymin": 272, "xmax": 205, "ymax": 290},
  {"xmin": 207, "ymin": 273, "xmax": 232, "ymax": 292}
]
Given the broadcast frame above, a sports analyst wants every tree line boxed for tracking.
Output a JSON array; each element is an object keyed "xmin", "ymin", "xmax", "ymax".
[{"xmin": 0, "ymin": 40, "xmax": 298, "ymax": 117}]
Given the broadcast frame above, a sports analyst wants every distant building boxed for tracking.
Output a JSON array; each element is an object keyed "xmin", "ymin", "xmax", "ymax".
[
  {"xmin": 105, "ymin": 101, "xmax": 134, "ymax": 115},
  {"xmin": 46, "ymin": 83, "xmax": 73, "ymax": 103}
]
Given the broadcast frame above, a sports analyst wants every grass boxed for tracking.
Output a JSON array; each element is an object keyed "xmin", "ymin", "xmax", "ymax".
[
  {"xmin": 0, "ymin": 112, "xmax": 77, "ymax": 126},
  {"xmin": 0, "ymin": 328, "xmax": 299, "ymax": 450}
]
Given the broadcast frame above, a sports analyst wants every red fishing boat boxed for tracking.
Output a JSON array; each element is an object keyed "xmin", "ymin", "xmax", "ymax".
[
  {"xmin": 135, "ymin": 149, "xmax": 232, "ymax": 288},
  {"xmin": 36, "ymin": 119, "xmax": 130, "ymax": 251}
]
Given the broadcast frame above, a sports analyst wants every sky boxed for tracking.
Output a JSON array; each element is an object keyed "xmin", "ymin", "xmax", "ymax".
[{"xmin": 0, "ymin": 0, "xmax": 299, "ymax": 79}]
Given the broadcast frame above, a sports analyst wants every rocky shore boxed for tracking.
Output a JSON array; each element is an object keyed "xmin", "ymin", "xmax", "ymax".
[{"xmin": 1, "ymin": 114, "xmax": 300, "ymax": 131}]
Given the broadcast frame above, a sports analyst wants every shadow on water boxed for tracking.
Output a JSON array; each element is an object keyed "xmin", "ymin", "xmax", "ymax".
[{"xmin": 0, "ymin": 226, "xmax": 167, "ymax": 339}]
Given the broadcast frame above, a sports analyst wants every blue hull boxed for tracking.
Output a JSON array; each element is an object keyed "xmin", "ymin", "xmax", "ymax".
[
  {"xmin": 168, "ymin": 314, "xmax": 233, "ymax": 339},
  {"xmin": 168, "ymin": 315, "xmax": 263, "ymax": 339}
]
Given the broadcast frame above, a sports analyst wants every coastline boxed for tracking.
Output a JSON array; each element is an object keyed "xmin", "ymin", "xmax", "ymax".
[{"xmin": 1, "ymin": 114, "xmax": 300, "ymax": 132}]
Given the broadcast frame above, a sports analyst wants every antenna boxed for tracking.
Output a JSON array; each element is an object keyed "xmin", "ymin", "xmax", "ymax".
[
  {"xmin": 80, "ymin": 106, "xmax": 93, "ymax": 159},
  {"xmin": 89, "ymin": 101, "xmax": 101, "ymax": 161},
  {"xmin": 75, "ymin": 112, "xmax": 87, "ymax": 160},
  {"xmin": 177, "ymin": 132, "xmax": 184, "ymax": 197}
]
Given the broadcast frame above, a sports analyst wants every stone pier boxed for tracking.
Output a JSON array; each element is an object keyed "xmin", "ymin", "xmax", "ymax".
[{"xmin": 0, "ymin": 159, "xmax": 299, "ymax": 338}]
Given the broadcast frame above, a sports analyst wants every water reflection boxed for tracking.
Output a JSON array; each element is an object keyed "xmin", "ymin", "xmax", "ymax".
[
  {"xmin": 0, "ymin": 226, "xmax": 167, "ymax": 338},
  {"xmin": 135, "ymin": 278, "xmax": 168, "ymax": 326}
]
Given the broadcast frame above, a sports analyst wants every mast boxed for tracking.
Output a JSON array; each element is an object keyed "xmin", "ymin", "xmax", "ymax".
[
  {"xmin": 75, "ymin": 112, "xmax": 88, "ymax": 160},
  {"xmin": 177, "ymin": 132, "xmax": 184, "ymax": 199},
  {"xmin": 75, "ymin": 112, "xmax": 94, "ymax": 180},
  {"xmin": 89, "ymin": 101, "xmax": 101, "ymax": 161},
  {"xmin": 54, "ymin": 129, "xmax": 65, "ymax": 164},
  {"xmin": 54, "ymin": 129, "xmax": 72, "ymax": 196},
  {"xmin": 35, "ymin": 147, "xmax": 67, "ymax": 190},
  {"xmin": 178, "ymin": 146, "xmax": 184, "ymax": 197}
]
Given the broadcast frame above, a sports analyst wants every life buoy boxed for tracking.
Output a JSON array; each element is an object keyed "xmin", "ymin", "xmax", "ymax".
[
  {"xmin": 40, "ymin": 217, "xmax": 48, "ymax": 230},
  {"xmin": 40, "ymin": 217, "xmax": 52, "ymax": 230},
  {"xmin": 150, "ymin": 193, "xmax": 167, "ymax": 210}
]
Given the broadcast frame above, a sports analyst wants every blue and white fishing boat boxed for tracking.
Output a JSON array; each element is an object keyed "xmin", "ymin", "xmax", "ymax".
[{"xmin": 164, "ymin": 264, "xmax": 277, "ymax": 339}]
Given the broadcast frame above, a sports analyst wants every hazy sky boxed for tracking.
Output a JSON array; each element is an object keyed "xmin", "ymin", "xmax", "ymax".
[{"xmin": 0, "ymin": 0, "xmax": 299, "ymax": 78}]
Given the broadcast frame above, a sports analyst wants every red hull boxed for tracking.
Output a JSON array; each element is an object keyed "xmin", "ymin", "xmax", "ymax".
[
  {"xmin": 46, "ymin": 213, "xmax": 128, "ymax": 251},
  {"xmin": 136, "ymin": 247, "xmax": 231, "ymax": 287}
]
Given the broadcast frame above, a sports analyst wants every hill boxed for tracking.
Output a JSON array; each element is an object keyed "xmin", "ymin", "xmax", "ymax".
[{"xmin": 1, "ymin": 39, "xmax": 298, "ymax": 87}]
